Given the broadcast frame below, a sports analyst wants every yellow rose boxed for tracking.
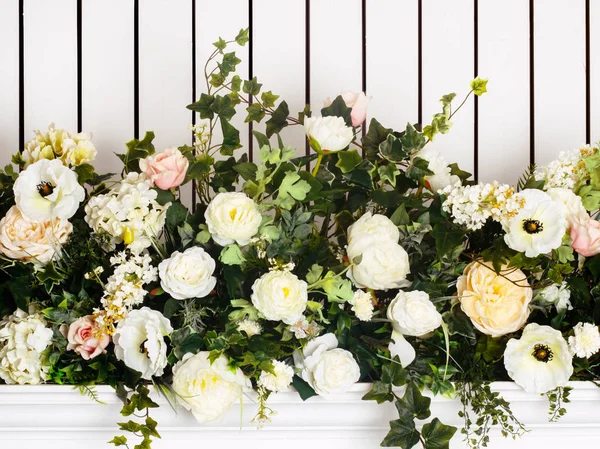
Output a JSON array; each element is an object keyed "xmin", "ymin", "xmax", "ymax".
[{"xmin": 456, "ymin": 261, "xmax": 532, "ymax": 337}]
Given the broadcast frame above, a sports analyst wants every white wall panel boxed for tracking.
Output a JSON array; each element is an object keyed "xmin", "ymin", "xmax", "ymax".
[
  {"xmin": 422, "ymin": 0, "xmax": 475, "ymax": 176},
  {"xmin": 139, "ymin": 0, "xmax": 193, "ymax": 206},
  {"xmin": 367, "ymin": 0, "xmax": 419, "ymax": 133},
  {"xmin": 478, "ymin": 0, "xmax": 530, "ymax": 185},
  {"xmin": 252, "ymin": 0, "xmax": 306, "ymax": 157},
  {"xmin": 591, "ymin": 1, "xmax": 600, "ymax": 143},
  {"xmin": 534, "ymin": 0, "xmax": 586, "ymax": 165},
  {"xmin": 23, "ymin": 0, "xmax": 77, "ymax": 137},
  {"xmin": 0, "ymin": 0, "xmax": 19, "ymax": 165},
  {"xmin": 82, "ymin": 0, "xmax": 134, "ymax": 177}
]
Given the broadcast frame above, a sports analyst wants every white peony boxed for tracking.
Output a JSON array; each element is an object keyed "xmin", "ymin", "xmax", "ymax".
[
  {"xmin": 304, "ymin": 116, "xmax": 354, "ymax": 153},
  {"xmin": 0, "ymin": 205, "xmax": 72, "ymax": 265},
  {"xmin": 387, "ymin": 290, "xmax": 442, "ymax": 337},
  {"xmin": 347, "ymin": 212, "xmax": 400, "ymax": 256},
  {"xmin": 172, "ymin": 351, "xmax": 250, "ymax": 423},
  {"xmin": 539, "ymin": 282, "xmax": 573, "ymax": 312},
  {"xmin": 416, "ymin": 147, "xmax": 461, "ymax": 192},
  {"xmin": 347, "ymin": 240, "xmax": 411, "ymax": 290},
  {"xmin": 251, "ymin": 270, "xmax": 308, "ymax": 324},
  {"xmin": 113, "ymin": 307, "xmax": 173, "ymax": 380},
  {"xmin": 349, "ymin": 290, "xmax": 375, "ymax": 321},
  {"xmin": 293, "ymin": 333, "xmax": 360, "ymax": 396},
  {"xmin": 205, "ymin": 192, "xmax": 262, "ymax": 246},
  {"xmin": 158, "ymin": 247, "xmax": 217, "ymax": 300},
  {"xmin": 546, "ymin": 188, "xmax": 588, "ymax": 228},
  {"xmin": 503, "ymin": 189, "xmax": 568, "ymax": 257},
  {"xmin": 258, "ymin": 360, "xmax": 294, "ymax": 392},
  {"xmin": 504, "ymin": 323, "xmax": 573, "ymax": 394},
  {"xmin": 568, "ymin": 322, "xmax": 600, "ymax": 358},
  {"xmin": 0, "ymin": 309, "xmax": 53, "ymax": 385},
  {"xmin": 13, "ymin": 159, "xmax": 85, "ymax": 222}
]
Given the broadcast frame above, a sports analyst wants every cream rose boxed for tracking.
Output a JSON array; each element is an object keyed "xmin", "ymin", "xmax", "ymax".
[
  {"xmin": 457, "ymin": 261, "xmax": 532, "ymax": 338},
  {"xmin": 0, "ymin": 205, "xmax": 72, "ymax": 265},
  {"xmin": 387, "ymin": 290, "xmax": 442, "ymax": 337},
  {"xmin": 304, "ymin": 116, "xmax": 354, "ymax": 153},
  {"xmin": 172, "ymin": 351, "xmax": 250, "ymax": 423},
  {"xmin": 205, "ymin": 192, "xmax": 262, "ymax": 246},
  {"xmin": 347, "ymin": 240, "xmax": 410, "ymax": 291},
  {"xmin": 251, "ymin": 270, "xmax": 308, "ymax": 324},
  {"xmin": 158, "ymin": 247, "xmax": 217, "ymax": 300},
  {"xmin": 65, "ymin": 316, "xmax": 110, "ymax": 360},
  {"xmin": 113, "ymin": 307, "xmax": 173, "ymax": 380},
  {"xmin": 293, "ymin": 333, "xmax": 360, "ymax": 396},
  {"xmin": 139, "ymin": 147, "xmax": 189, "ymax": 190}
]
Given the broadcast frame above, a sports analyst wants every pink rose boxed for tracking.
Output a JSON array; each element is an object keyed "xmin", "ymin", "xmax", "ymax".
[
  {"xmin": 139, "ymin": 147, "xmax": 189, "ymax": 190},
  {"xmin": 324, "ymin": 91, "xmax": 370, "ymax": 127},
  {"xmin": 571, "ymin": 218, "xmax": 600, "ymax": 257},
  {"xmin": 66, "ymin": 316, "xmax": 110, "ymax": 360}
]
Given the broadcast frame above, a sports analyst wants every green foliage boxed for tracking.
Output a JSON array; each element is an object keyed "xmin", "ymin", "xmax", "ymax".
[{"xmin": 117, "ymin": 132, "xmax": 156, "ymax": 172}]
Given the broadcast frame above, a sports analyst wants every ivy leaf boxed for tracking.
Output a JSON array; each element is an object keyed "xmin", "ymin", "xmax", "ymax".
[
  {"xmin": 381, "ymin": 360, "xmax": 408, "ymax": 387},
  {"xmin": 363, "ymin": 118, "xmax": 393, "ymax": 159},
  {"xmin": 379, "ymin": 134, "xmax": 408, "ymax": 163},
  {"xmin": 406, "ymin": 157, "xmax": 434, "ymax": 181},
  {"xmin": 265, "ymin": 101, "xmax": 289, "ymax": 137},
  {"xmin": 210, "ymin": 95, "xmax": 236, "ymax": 121},
  {"xmin": 448, "ymin": 163, "xmax": 472, "ymax": 182},
  {"xmin": 218, "ymin": 52, "xmax": 241, "ymax": 77},
  {"xmin": 213, "ymin": 37, "xmax": 226, "ymax": 51},
  {"xmin": 378, "ymin": 163, "xmax": 400, "ymax": 187},
  {"xmin": 321, "ymin": 95, "xmax": 352, "ymax": 127},
  {"xmin": 187, "ymin": 93, "xmax": 215, "ymax": 119},
  {"xmin": 210, "ymin": 72, "xmax": 226, "ymax": 87},
  {"xmin": 220, "ymin": 119, "xmax": 242, "ymax": 155},
  {"xmin": 431, "ymin": 223, "xmax": 464, "ymax": 257},
  {"xmin": 400, "ymin": 123, "xmax": 426, "ymax": 153},
  {"xmin": 166, "ymin": 202, "xmax": 189, "ymax": 232},
  {"xmin": 243, "ymin": 77, "xmax": 263, "ymax": 96},
  {"xmin": 230, "ymin": 75, "xmax": 242, "ymax": 92},
  {"xmin": 362, "ymin": 380, "xmax": 394, "ymax": 404},
  {"xmin": 245, "ymin": 103, "xmax": 265, "ymax": 123},
  {"xmin": 321, "ymin": 272, "xmax": 354, "ymax": 303},
  {"xmin": 421, "ymin": 418, "xmax": 457, "ymax": 449},
  {"xmin": 163, "ymin": 298, "xmax": 181, "ymax": 319},
  {"xmin": 235, "ymin": 28, "xmax": 249, "ymax": 45},
  {"xmin": 109, "ymin": 436, "xmax": 128, "ymax": 447},
  {"xmin": 220, "ymin": 245, "xmax": 246, "ymax": 265},
  {"xmin": 117, "ymin": 131, "xmax": 156, "ymax": 172},
  {"xmin": 381, "ymin": 419, "xmax": 420, "ymax": 448},
  {"xmin": 335, "ymin": 149, "xmax": 362, "ymax": 173},
  {"xmin": 390, "ymin": 204, "xmax": 410, "ymax": 226},
  {"xmin": 292, "ymin": 375, "xmax": 318, "ymax": 401},
  {"xmin": 252, "ymin": 131, "xmax": 271, "ymax": 149},
  {"xmin": 470, "ymin": 77, "xmax": 489, "ymax": 96},
  {"xmin": 397, "ymin": 382, "xmax": 431, "ymax": 420},
  {"xmin": 277, "ymin": 171, "xmax": 311, "ymax": 209},
  {"xmin": 261, "ymin": 90, "xmax": 279, "ymax": 108},
  {"xmin": 74, "ymin": 163, "xmax": 95, "ymax": 184},
  {"xmin": 171, "ymin": 326, "xmax": 203, "ymax": 359},
  {"xmin": 442, "ymin": 306, "xmax": 476, "ymax": 340}
]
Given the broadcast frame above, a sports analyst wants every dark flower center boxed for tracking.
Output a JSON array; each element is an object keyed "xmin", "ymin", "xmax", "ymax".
[
  {"xmin": 139, "ymin": 340, "xmax": 148, "ymax": 354},
  {"xmin": 523, "ymin": 219, "xmax": 543, "ymax": 234},
  {"xmin": 532, "ymin": 344, "xmax": 553, "ymax": 363},
  {"xmin": 37, "ymin": 181, "xmax": 55, "ymax": 198}
]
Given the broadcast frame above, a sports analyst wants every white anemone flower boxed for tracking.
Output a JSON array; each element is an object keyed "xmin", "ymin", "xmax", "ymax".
[
  {"xmin": 503, "ymin": 189, "xmax": 567, "ymax": 257},
  {"xmin": 504, "ymin": 323, "xmax": 573, "ymax": 394},
  {"xmin": 13, "ymin": 159, "xmax": 85, "ymax": 222}
]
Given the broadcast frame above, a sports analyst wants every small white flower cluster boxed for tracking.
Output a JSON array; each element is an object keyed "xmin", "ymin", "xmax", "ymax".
[
  {"xmin": 258, "ymin": 360, "xmax": 294, "ymax": 392},
  {"xmin": 289, "ymin": 318, "xmax": 320, "ymax": 339},
  {"xmin": 268, "ymin": 258, "xmax": 295, "ymax": 272},
  {"xmin": 348, "ymin": 290, "xmax": 375, "ymax": 321},
  {"xmin": 21, "ymin": 123, "xmax": 97, "ymax": 168},
  {"xmin": 93, "ymin": 251, "xmax": 158, "ymax": 336},
  {"xmin": 441, "ymin": 181, "xmax": 525, "ymax": 230},
  {"xmin": 189, "ymin": 123, "xmax": 210, "ymax": 152},
  {"xmin": 237, "ymin": 319, "xmax": 262, "ymax": 338},
  {"xmin": 534, "ymin": 146, "xmax": 596, "ymax": 190},
  {"xmin": 568, "ymin": 322, "xmax": 600, "ymax": 359},
  {"xmin": 539, "ymin": 282, "xmax": 573, "ymax": 312},
  {"xmin": 0, "ymin": 309, "xmax": 53, "ymax": 385},
  {"xmin": 84, "ymin": 173, "xmax": 169, "ymax": 254}
]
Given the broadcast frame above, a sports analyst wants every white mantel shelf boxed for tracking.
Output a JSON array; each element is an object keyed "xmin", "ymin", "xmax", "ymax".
[{"xmin": 1, "ymin": 382, "xmax": 599, "ymax": 449}]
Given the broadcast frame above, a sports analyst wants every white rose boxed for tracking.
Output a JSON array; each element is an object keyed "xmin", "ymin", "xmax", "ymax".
[
  {"xmin": 205, "ymin": 192, "xmax": 262, "ymax": 246},
  {"xmin": 0, "ymin": 205, "xmax": 72, "ymax": 265},
  {"xmin": 347, "ymin": 240, "xmax": 410, "ymax": 290},
  {"xmin": 304, "ymin": 116, "xmax": 354, "ymax": 153},
  {"xmin": 172, "ymin": 351, "xmax": 250, "ymax": 423},
  {"xmin": 113, "ymin": 307, "xmax": 173, "ymax": 380},
  {"xmin": 159, "ymin": 247, "xmax": 217, "ymax": 300},
  {"xmin": 546, "ymin": 188, "xmax": 588, "ymax": 228},
  {"xmin": 347, "ymin": 212, "xmax": 399, "ymax": 256},
  {"xmin": 13, "ymin": 159, "xmax": 85, "ymax": 221},
  {"xmin": 416, "ymin": 147, "xmax": 461, "ymax": 192},
  {"xmin": 251, "ymin": 270, "xmax": 308, "ymax": 324},
  {"xmin": 293, "ymin": 333, "xmax": 360, "ymax": 396},
  {"xmin": 387, "ymin": 290, "xmax": 442, "ymax": 336},
  {"xmin": 258, "ymin": 360, "xmax": 294, "ymax": 392},
  {"xmin": 349, "ymin": 290, "xmax": 375, "ymax": 321}
]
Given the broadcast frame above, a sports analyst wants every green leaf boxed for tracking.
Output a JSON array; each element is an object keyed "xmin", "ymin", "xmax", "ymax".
[
  {"xmin": 406, "ymin": 157, "xmax": 434, "ymax": 181},
  {"xmin": 243, "ymin": 77, "xmax": 263, "ymax": 96},
  {"xmin": 210, "ymin": 72, "xmax": 226, "ymax": 87},
  {"xmin": 171, "ymin": 326, "xmax": 203, "ymax": 359},
  {"xmin": 166, "ymin": 202, "xmax": 188, "ymax": 231},
  {"xmin": 210, "ymin": 95, "xmax": 236, "ymax": 121},
  {"xmin": 400, "ymin": 123, "xmax": 427, "ymax": 153},
  {"xmin": 265, "ymin": 101, "xmax": 289, "ymax": 137},
  {"xmin": 431, "ymin": 223, "xmax": 464, "ymax": 257},
  {"xmin": 470, "ymin": 77, "xmax": 489, "ymax": 96},
  {"xmin": 252, "ymin": 131, "xmax": 270, "ymax": 149},
  {"xmin": 277, "ymin": 171, "xmax": 312, "ymax": 209},
  {"xmin": 218, "ymin": 52, "xmax": 242, "ymax": 76},
  {"xmin": 448, "ymin": 163, "xmax": 472, "ymax": 182},
  {"xmin": 381, "ymin": 419, "xmax": 420, "ymax": 448},
  {"xmin": 378, "ymin": 163, "xmax": 400, "ymax": 187},
  {"xmin": 379, "ymin": 134, "xmax": 409, "ymax": 163},
  {"xmin": 245, "ymin": 103, "xmax": 265, "ymax": 123},
  {"xmin": 421, "ymin": 418, "xmax": 457, "ymax": 449},
  {"xmin": 335, "ymin": 149, "xmax": 363, "ymax": 173},
  {"xmin": 362, "ymin": 381, "xmax": 394, "ymax": 404},
  {"xmin": 109, "ymin": 436, "xmax": 128, "ymax": 447},
  {"xmin": 74, "ymin": 163, "xmax": 95, "ymax": 184},
  {"xmin": 381, "ymin": 360, "xmax": 408, "ymax": 387},
  {"xmin": 213, "ymin": 37, "xmax": 226, "ymax": 51},
  {"xmin": 187, "ymin": 154, "xmax": 214, "ymax": 180},
  {"xmin": 442, "ymin": 306, "xmax": 476, "ymax": 340},
  {"xmin": 220, "ymin": 119, "xmax": 242, "ymax": 155},
  {"xmin": 362, "ymin": 118, "xmax": 392, "ymax": 159},
  {"xmin": 164, "ymin": 298, "xmax": 181, "ymax": 319},
  {"xmin": 117, "ymin": 131, "xmax": 156, "ymax": 172},
  {"xmin": 321, "ymin": 95, "xmax": 352, "ymax": 127},
  {"xmin": 220, "ymin": 245, "xmax": 246, "ymax": 265},
  {"xmin": 397, "ymin": 382, "xmax": 431, "ymax": 420},
  {"xmin": 321, "ymin": 272, "xmax": 354, "ymax": 303},
  {"xmin": 261, "ymin": 90, "xmax": 279, "ymax": 108},
  {"xmin": 187, "ymin": 93, "xmax": 215, "ymax": 119},
  {"xmin": 292, "ymin": 375, "xmax": 318, "ymax": 401},
  {"xmin": 235, "ymin": 28, "xmax": 249, "ymax": 45},
  {"xmin": 230, "ymin": 75, "xmax": 242, "ymax": 92},
  {"xmin": 390, "ymin": 204, "xmax": 410, "ymax": 226}
]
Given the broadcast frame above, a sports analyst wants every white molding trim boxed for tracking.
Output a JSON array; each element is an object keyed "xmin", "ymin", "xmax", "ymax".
[{"xmin": 0, "ymin": 382, "xmax": 599, "ymax": 448}]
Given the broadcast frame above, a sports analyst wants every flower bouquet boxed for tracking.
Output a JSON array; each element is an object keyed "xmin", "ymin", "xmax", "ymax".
[{"xmin": 1, "ymin": 28, "xmax": 600, "ymax": 449}]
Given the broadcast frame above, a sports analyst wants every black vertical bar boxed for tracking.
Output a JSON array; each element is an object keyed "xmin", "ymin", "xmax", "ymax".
[
  {"xmin": 417, "ymin": 0, "xmax": 423, "ymax": 129},
  {"xmin": 77, "ymin": 0, "xmax": 82, "ymax": 133},
  {"xmin": 18, "ymin": 0, "xmax": 24, "ymax": 151},
  {"xmin": 473, "ymin": 0, "xmax": 479, "ymax": 182},
  {"xmin": 305, "ymin": 0, "xmax": 311, "ymax": 158},
  {"xmin": 248, "ymin": 0, "xmax": 254, "ymax": 162},
  {"xmin": 529, "ymin": 0, "xmax": 535, "ymax": 166},
  {"xmin": 133, "ymin": 0, "xmax": 140, "ymax": 139},
  {"xmin": 191, "ymin": 0, "xmax": 197, "ymax": 211},
  {"xmin": 586, "ymin": 0, "xmax": 591, "ymax": 144},
  {"xmin": 361, "ymin": 0, "xmax": 367, "ymax": 141}
]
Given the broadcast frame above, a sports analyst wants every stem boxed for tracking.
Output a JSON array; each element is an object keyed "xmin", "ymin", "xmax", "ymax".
[{"xmin": 312, "ymin": 153, "xmax": 323, "ymax": 177}]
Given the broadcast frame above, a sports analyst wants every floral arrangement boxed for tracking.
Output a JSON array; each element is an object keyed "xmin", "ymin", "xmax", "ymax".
[{"xmin": 1, "ymin": 28, "xmax": 600, "ymax": 449}]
